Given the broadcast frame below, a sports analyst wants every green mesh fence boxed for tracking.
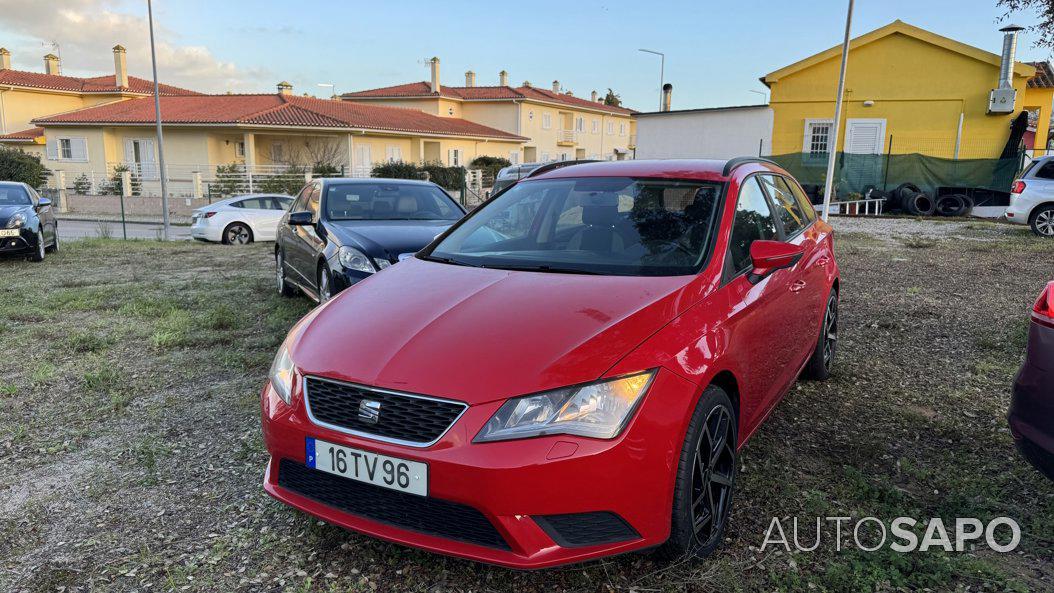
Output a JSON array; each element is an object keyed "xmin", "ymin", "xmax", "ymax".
[{"xmin": 767, "ymin": 152, "xmax": 1024, "ymax": 198}]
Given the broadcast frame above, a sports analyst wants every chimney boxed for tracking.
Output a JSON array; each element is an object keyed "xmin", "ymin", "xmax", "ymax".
[
  {"xmin": 523, "ymin": 80, "xmax": 531, "ymax": 88},
  {"xmin": 43, "ymin": 53, "xmax": 60, "ymax": 75},
  {"xmin": 552, "ymin": 80, "xmax": 560, "ymax": 92},
  {"xmin": 590, "ymin": 90, "xmax": 597, "ymax": 102},
  {"xmin": 465, "ymin": 70, "xmax": 476, "ymax": 87},
  {"xmin": 429, "ymin": 57, "xmax": 440, "ymax": 93},
  {"xmin": 113, "ymin": 45, "xmax": 128, "ymax": 88},
  {"xmin": 277, "ymin": 81, "xmax": 293, "ymax": 95},
  {"xmin": 0, "ymin": 48, "xmax": 9, "ymax": 70},
  {"xmin": 998, "ymin": 24, "xmax": 1024, "ymax": 89},
  {"xmin": 499, "ymin": 70, "xmax": 509, "ymax": 86},
  {"xmin": 661, "ymin": 83, "xmax": 673, "ymax": 112}
]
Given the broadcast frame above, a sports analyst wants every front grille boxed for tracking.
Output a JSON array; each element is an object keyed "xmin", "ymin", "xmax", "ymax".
[
  {"xmin": 533, "ymin": 511, "xmax": 640, "ymax": 548},
  {"xmin": 304, "ymin": 377, "xmax": 465, "ymax": 445},
  {"xmin": 277, "ymin": 459, "xmax": 510, "ymax": 550}
]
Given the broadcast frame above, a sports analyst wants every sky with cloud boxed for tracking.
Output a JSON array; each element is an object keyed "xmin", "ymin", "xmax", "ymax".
[{"xmin": 0, "ymin": 0, "xmax": 1050, "ymax": 110}]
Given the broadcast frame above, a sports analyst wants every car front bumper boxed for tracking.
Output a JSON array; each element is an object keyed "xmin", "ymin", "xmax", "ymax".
[
  {"xmin": 1008, "ymin": 322, "xmax": 1054, "ymax": 480},
  {"xmin": 261, "ymin": 368, "xmax": 698, "ymax": 568},
  {"xmin": 0, "ymin": 228, "xmax": 38, "ymax": 256}
]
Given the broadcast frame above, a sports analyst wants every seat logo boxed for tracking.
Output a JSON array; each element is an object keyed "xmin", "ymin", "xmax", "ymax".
[{"xmin": 358, "ymin": 399, "xmax": 382, "ymax": 424}]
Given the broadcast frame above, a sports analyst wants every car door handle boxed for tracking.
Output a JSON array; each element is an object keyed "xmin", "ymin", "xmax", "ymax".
[
  {"xmin": 817, "ymin": 256, "xmax": 830, "ymax": 267},
  {"xmin": 790, "ymin": 280, "xmax": 807, "ymax": 292}
]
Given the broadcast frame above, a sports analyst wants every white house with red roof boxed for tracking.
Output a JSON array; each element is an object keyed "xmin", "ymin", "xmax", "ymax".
[
  {"xmin": 343, "ymin": 58, "xmax": 636, "ymax": 164},
  {"xmin": 30, "ymin": 82, "xmax": 526, "ymax": 195}
]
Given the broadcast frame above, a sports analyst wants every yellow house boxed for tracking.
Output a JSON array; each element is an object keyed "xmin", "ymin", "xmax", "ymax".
[
  {"xmin": 763, "ymin": 20, "xmax": 1054, "ymax": 161},
  {"xmin": 343, "ymin": 58, "xmax": 637, "ymax": 164},
  {"xmin": 31, "ymin": 83, "xmax": 525, "ymax": 196},
  {"xmin": 0, "ymin": 45, "xmax": 198, "ymax": 157}
]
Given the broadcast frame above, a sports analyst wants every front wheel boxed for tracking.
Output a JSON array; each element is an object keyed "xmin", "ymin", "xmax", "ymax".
[
  {"xmin": 659, "ymin": 385, "xmax": 737, "ymax": 561},
  {"xmin": 46, "ymin": 229, "xmax": 59, "ymax": 253},
  {"xmin": 803, "ymin": 289, "xmax": 838, "ymax": 380},
  {"xmin": 1030, "ymin": 205, "xmax": 1054, "ymax": 238},
  {"xmin": 317, "ymin": 265, "xmax": 333, "ymax": 304},
  {"xmin": 28, "ymin": 230, "xmax": 45, "ymax": 262}
]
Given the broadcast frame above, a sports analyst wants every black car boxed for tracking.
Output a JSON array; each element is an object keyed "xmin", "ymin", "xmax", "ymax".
[
  {"xmin": 275, "ymin": 178, "xmax": 465, "ymax": 302},
  {"xmin": 0, "ymin": 181, "xmax": 58, "ymax": 262}
]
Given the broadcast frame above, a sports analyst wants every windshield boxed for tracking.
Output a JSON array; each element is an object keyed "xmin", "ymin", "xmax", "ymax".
[
  {"xmin": 324, "ymin": 183, "xmax": 462, "ymax": 221},
  {"xmin": 0, "ymin": 186, "xmax": 31, "ymax": 206},
  {"xmin": 428, "ymin": 177, "xmax": 722, "ymax": 276}
]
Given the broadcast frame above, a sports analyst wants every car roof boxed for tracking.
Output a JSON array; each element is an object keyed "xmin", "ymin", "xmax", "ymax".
[
  {"xmin": 320, "ymin": 177, "xmax": 438, "ymax": 187},
  {"xmin": 0, "ymin": 181, "xmax": 27, "ymax": 187},
  {"xmin": 528, "ymin": 159, "xmax": 735, "ymax": 183}
]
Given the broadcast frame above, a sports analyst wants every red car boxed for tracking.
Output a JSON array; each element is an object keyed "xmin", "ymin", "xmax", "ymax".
[
  {"xmin": 261, "ymin": 158, "xmax": 839, "ymax": 568},
  {"xmin": 1009, "ymin": 280, "xmax": 1054, "ymax": 480}
]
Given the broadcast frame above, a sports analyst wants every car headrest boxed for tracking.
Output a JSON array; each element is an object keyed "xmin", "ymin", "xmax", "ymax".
[{"xmin": 396, "ymin": 195, "xmax": 418, "ymax": 213}]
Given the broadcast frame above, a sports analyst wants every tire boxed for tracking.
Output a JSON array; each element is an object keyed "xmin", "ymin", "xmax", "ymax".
[
  {"xmin": 804, "ymin": 289, "xmax": 839, "ymax": 380},
  {"xmin": 891, "ymin": 183, "xmax": 921, "ymax": 212},
  {"xmin": 275, "ymin": 250, "xmax": 297, "ymax": 297},
  {"xmin": 46, "ymin": 229, "xmax": 59, "ymax": 253},
  {"xmin": 317, "ymin": 264, "xmax": 333, "ymax": 304},
  {"xmin": 1030, "ymin": 204, "xmax": 1054, "ymax": 238},
  {"xmin": 905, "ymin": 192, "xmax": 936, "ymax": 216},
  {"xmin": 935, "ymin": 194, "xmax": 966, "ymax": 217},
  {"xmin": 659, "ymin": 385, "xmax": 737, "ymax": 561},
  {"xmin": 28, "ymin": 229, "xmax": 45, "ymax": 262},
  {"xmin": 222, "ymin": 222, "xmax": 253, "ymax": 245}
]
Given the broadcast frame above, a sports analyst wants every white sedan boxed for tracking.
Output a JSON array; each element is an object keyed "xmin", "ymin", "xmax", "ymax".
[{"xmin": 190, "ymin": 194, "xmax": 294, "ymax": 244}]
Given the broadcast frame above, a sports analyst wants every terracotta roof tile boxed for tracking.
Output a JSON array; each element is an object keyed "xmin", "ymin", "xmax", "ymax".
[
  {"xmin": 32, "ymin": 94, "xmax": 527, "ymax": 141},
  {"xmin": 344, "ymin": 81, "xmax": 636, "ymax": 114},
  {"xmin": 0, "ymin": 127, "xmax": 44, "ymax": 142},
  {"xmin": 1028, "ymin": 61, "xmax": 1054, "ymax": 88},
  {"xmin": 0, "ymin": 68, "xmax": 199, "ymax": 95}
]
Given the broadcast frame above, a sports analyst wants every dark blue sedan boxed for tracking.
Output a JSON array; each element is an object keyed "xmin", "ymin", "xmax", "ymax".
[
  {"xmin": 1009, "ymin": 280, "xmax": 1054, "ymax": 481},
  {"xmin": 0, "ymin": 181, "xmax": 58, "ymax": 262},
  {"xmin": 274, "ymin": 178, "xmax": 466, "ymax": 303}
]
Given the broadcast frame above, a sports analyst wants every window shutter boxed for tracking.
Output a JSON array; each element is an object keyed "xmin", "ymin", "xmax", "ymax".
[
  {"xmin": 46, "ymin": 137, "xmax": 58, "ymax": 160},
  {"xmin": 70, "ymin": 138, "xmax": 88, "ymax": 162}
]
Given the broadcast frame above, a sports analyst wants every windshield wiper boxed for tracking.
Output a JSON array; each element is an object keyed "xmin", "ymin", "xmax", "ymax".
[
  {"xmin": 419, "ymin": 254, "xmax": 481, "ymax": 267},
  {"xmin": 481, "ymin": 264, "xmax": 600, "ymax": 275}
]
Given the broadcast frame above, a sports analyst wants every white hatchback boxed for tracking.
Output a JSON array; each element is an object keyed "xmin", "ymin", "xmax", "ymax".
[
  {"xmin": 191, "ymin": 194, "xmax": 294, "ymax": 244},
  {"xmin": 1006, "ymin": 158, "xmax": 1054, "ymax": 237}
]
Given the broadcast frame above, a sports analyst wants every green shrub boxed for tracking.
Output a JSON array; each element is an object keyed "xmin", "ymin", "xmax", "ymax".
[
  {"xmin": 0, "ymin": 147, "xmax": 48, "ymax": 187},
  {"xmin": 72, "ymin": 173, "xmax": 92, "ymax": 194},
  {"xmin": 370, "ymin": 160, "xmax": 422, "ymax": 180},
  {"xmin": 312, "ymin": 163, "xmax": 342, "ymax": 177},
  {"xmin": 257, "ymin": 166, "xmax": 306, "ymax": 195},
  {"xmin": 102, "ymin": 164, "xmax": 139, "ymax": 196},
  {"xmin": 469, "ymin": 156, "xmax": 511, "ymax": 180},
  {"xmin": 420, "ymin": 161, "xmax": 466, "ymax": 191}
]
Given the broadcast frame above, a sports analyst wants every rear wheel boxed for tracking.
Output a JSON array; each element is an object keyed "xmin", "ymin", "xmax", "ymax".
[
  {"xmin": 804, "ymin": 289, "xmax": 839, "ymax": 380},
  {"xmin": 223, "ymin": 222, "xmax": 253, "ymax": 245},
  {"xmin": 1030, "ymin": 205, "xmax": 1054, "ymax": 238},
  {"xmin": 659, "ymin": 385, "xmax": 737, "ymax": 561},
  {"xmin": 46, "ymin": 229, "xmax": 59, "ymax": 253}
]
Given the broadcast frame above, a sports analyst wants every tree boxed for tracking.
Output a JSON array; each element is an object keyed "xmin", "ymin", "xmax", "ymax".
[
  {"xmin": 603, "ymin": 88, "xmax": 622, "ymax": 107},
  {"xmin": 0, "ymin": 147, "xmax": 48, "ymax": 187},
  {"xmin": 998, "ymin": 1, "xmax": 1054, "ymax": 48}
]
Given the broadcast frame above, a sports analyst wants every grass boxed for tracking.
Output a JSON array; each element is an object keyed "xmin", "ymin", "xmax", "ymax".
[{"xmin": 0, "ymin": 231, "xmax": 1050, "ymax": 592}]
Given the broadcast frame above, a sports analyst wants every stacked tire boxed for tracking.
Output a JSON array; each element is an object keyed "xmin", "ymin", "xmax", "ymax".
[{"xmin": 934, "ymin": 193, "xmax": 973, "ymax": 217}]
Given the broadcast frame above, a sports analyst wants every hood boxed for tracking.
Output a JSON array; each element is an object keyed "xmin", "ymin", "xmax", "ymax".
[
  {"xmin": 290, "ymin": 257, "xmax": 699, "ymax": 405},
  {"xmin": 328, "ymin": 219, "xmax": 454, "ymax": 260},
  {"xmin": 0, "ymin": 205, "xmax": 30, "ymax": 224}
]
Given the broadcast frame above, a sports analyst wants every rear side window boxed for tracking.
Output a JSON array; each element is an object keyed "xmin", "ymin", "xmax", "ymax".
[
  {"xmin": 727, "ymin": 177, "xmax": 778, "ymax": 273},
  {"xmin": 759, "ymin": 174, "xmax": 810, "ymax": 236},
  {"xmin": 237, "ymin": 197, "xmax": 271, "ymax": 209},
  {"xmin": 1035, "ymin": 161, "xmax": 1054, "ymax": 180}
]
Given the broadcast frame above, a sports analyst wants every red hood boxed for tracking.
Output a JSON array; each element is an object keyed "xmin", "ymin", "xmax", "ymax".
[{"xmin": 290, "ymin": 257, "xmax": 701, "ymax": 405}]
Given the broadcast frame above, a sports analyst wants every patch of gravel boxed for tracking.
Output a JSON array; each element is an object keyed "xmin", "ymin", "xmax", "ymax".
[{"xmin": 829, "ymin": 215, "xmax": 1030, "ymax": 242}]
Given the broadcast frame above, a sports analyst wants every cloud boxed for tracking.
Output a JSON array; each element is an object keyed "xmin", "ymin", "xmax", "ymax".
[{"xmin": 0, "ymin": 0, "xmax": 265, "ymax": 92}]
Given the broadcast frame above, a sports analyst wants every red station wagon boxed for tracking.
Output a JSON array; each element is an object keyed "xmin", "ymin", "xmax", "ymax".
[{"xmin": 260, "ymin": 158, "xmax": 840, "ymax": 568}]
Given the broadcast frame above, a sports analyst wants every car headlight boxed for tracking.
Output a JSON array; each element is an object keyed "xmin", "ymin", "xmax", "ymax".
[
  {"xmin": 338, "ymin": 246, "xmax": 376, "ymax": 273},
  {"xmin": 7, "ymin": 211, "xmax": 27, "ymax": 228},
  {"xmin": 269, "ymin": 343, "xmax": 297, "ymax": 405},
  {"xmin": 474, "ymin": 370, "xmax": 656, "ymax": 443},
  {"xmin": 374, "ymin": 257, "xmax": 392, "ymax": 270}
]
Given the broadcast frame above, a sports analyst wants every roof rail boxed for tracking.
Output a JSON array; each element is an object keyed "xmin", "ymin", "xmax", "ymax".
[{"xmin": 722, "ymin": 157, "xmax": 778, "ymax": 176}]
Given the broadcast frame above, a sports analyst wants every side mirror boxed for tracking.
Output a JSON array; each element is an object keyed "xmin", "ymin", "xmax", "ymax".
[
  {"xmin": 288, "ymin": 211, "xmax": 314, "ymax": 226},
  {"xmin": 749, "ymin": 240, "xmax": 804, "ymax": 283},
  {"xmin": 37, "ymin": 197, "xmax": 52, "ymax": 208}
]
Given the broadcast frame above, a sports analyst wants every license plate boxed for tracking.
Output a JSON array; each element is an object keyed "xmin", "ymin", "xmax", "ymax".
[
  {"xmin": 307, "ymin": 437, "xmax": 428, "ymax": 496},
  {"xmin": 0, "ymin": 229, "xmax": 19, "ymax": 238}
]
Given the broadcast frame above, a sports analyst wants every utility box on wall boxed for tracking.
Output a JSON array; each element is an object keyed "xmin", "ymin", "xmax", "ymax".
[{"xmin": 988, "ymin": 87, "xmax": 1017, "ymax": 114}]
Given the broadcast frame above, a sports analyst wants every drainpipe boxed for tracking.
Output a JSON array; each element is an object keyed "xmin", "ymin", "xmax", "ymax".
[
  {"xmin": 0, "ymin": 88, "xmax": 7, "ymax": 135},
  {"xmin": 954, "ymin": 112, "xmax": 964, "ymax": 160}
]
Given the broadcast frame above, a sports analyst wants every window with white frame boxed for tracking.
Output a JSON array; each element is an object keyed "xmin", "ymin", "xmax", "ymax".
[
  {"xmin": 542, "ymin": 113, "xmax": 552, "ymax": 129},
  {"xmin": 48, "ymin": 137, "xmax": 88, "ymax": 162},
  {"xmin": 804, "ymin": 119, "xmax": 833, "ymax": 156},
  {"xmin": 607, "ymin": 122, "xmax": 614, "ymax": 135},
  {"xmin": 619, "ymin": 123, "xmax": 626, "ymax": 136},
  {"xmin": 575, "ymin": 116, "xmax": 584, "ymax": 132},
  {"xmin": 386, "ymin": 145, "xmax": 403, "ymax": 162},
  {"xmin": 235, "ymin": 141, "xmax": 246, "ymax": 157},
  {"xmin": 448, "ymin": 148, "xmax": 463, "ymax": 166},
  {"xmin": 592, "ymin": 119, "xmax": 599, "ymax": 134}
]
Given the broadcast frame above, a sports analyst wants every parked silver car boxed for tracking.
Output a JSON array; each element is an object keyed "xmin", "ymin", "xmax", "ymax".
[
  {"xmin": 191, "ymin": 194, "xmax": 294, "ymax": 244},
  {"xmin": 1007, "ymin": 156, "xmax": 1054, "ymax": 237}
]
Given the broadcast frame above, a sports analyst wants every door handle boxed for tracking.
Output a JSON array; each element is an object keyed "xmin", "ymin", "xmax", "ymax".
[
  {"xmin": 790, "ymin": 280, "xmax": 807, "ymax": 293},
  {"xmin": 817, "ymin": 256, "xmax": 830, "ymax": 267}
]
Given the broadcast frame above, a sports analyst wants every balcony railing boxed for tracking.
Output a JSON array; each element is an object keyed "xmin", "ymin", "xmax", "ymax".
[{"xmin": 557, "ymin": 130, "xmax": 577, "ymax": 145}]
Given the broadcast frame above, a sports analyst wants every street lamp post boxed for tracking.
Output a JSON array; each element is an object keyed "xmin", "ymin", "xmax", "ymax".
[
  {"xmin": 639, "ymin": 49, "xmax": 665, "ymax": 111},
  {"xmin": 317, "ymin": 83, "xmax": 336, "ymax": 98},
  {"xmin": 147, "ymin": 0, "xmax": 170, "ymax": 240},
  {"xmin": 821, "ymin": 0, "xmax": 855, "ymax": 222}
]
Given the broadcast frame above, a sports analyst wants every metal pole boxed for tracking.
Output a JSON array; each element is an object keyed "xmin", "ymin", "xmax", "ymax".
[
  {"xmin": 639, "ymin": 49, "xmax": 665, "ymax": 111},
  {"xmin": 119, "ymin": 191, "xmax": 127, "ymax": 240},
  {"xmin": 821, "ymin": 0, "xmax": 854, "ymax": 222},
  {"xmin": 147, "ymin": 0, "xmax": 170, "ymax": 241},
  {"xmin": 882, "ymin": 134, "xmax": 893, "ymax": 192}
]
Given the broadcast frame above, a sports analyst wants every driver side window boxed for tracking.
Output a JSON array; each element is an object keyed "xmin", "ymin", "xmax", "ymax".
[{"xmin": 726, "ymin": 176, "xmax": 778, "ymax": 275}]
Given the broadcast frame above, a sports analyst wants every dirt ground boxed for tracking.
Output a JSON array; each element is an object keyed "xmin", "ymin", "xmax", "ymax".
[{"xmin": 0, "ymin": 217, "xmax": 1051, "ymax": 592}]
